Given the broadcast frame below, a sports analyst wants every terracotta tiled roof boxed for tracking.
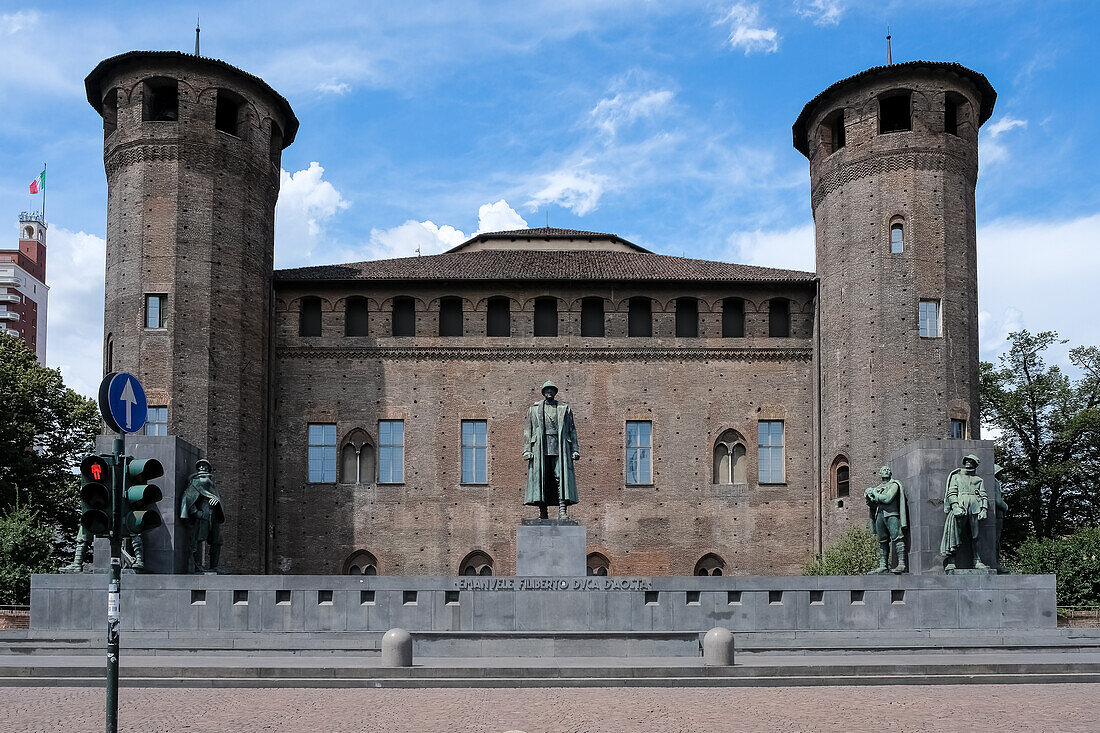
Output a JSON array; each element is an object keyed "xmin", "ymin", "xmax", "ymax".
[
  {"xmin": 449, "ymin": 227, "xmax": 648, "ymax": 252},
  {"xmin": 792, "ymin": 60, "xmax": 996, "ymax": 156},
  {"xmin": 275, "ymin": 249, "xmax": 815, "ymax": 283}
]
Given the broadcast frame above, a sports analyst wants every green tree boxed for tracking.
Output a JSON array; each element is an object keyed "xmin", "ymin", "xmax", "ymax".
[
  {"xmin": 803, "ymin": 527, "xmax": 879, "ymax": 575},
  {"xmin": 1005, "ymin": 528, "xmax": 1100, "ymax": 607},
  {"xmin": 0, "ymin": 332, "xmax": 98, "ymax": 553},
  {"xmin": 979, "ymin": 330, "xmax": 1100, "ymax": 546},
  {"xmin": 0, "ymin": 506, "xmax": 56, "ymax": 605}
]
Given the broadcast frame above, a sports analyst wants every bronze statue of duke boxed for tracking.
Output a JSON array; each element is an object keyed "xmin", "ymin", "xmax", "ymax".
[{"xmin": 523, "ymin": 380, "xmax": 579, "ymax": 519}]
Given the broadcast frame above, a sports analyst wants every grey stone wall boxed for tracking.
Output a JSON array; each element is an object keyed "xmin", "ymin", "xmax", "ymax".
[{"xmin": 31, "ymin": 573, "xmax": 1057, "ymax": 633}]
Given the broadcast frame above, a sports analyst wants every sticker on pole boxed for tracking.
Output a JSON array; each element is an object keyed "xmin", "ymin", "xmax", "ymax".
[{"xmin": 98, "ymin": 371, "xmax": 148, "ymax": 434}]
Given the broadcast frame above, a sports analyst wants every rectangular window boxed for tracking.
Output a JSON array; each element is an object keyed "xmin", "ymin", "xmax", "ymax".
[
  {"xmin": 950, "ymin": 419, "xmax": 967, "ymax": 440},
  {"xmin": 533, "ymin": 298, "xmax": 558, "ymax": 337},
  {"xmin": 144, "ymin": 406, "xmax": 168, "ymax": 436},
  {"xmin": 486, "ymin": 297, "xmax": 510, "ymax": 337},
  {"xmin": 758, "ymin": 420, "xmax": 785, "ymax": 484},
  {"xmin": 461, "ymin": 420, "xmax": 488, "ymax": 484},
  {"xmin": 675, "ymin": 298, "xmax": 698, "ymax": 337},
  {"xmin": 722, "ymin": 298, "xmax": 745, "ymax": 338},
  {"xmin": 919, "ymin": 300, "xmax": 940, "ymax": 338},
  {"xmin": 580, "ymin": 297, "xmax": 605, "ymax": 337},
  {"xmin": 439, "ymin": 297, "xmax": 463, "ymax": 337},
  {"xmin": 626, "ymin": 421, "xmax": 652, "ymax": 485},
  {"xmin": 307, "ymin": 424, "xmax": 337, "ymax": 483},
  {"xmin": 145, "ymin": 294, "xmax": 167, "ymax": 329},
  {"xmin": 628, "ymin": 298, "xmax": 652, "ymax": 337},
  {"xmin": 378, "ymin": 420, "xmax": 405, "ymax": 483},
  {"xmin": 768, "ymin": 299, "xmax": 790, "ymax": 337}
]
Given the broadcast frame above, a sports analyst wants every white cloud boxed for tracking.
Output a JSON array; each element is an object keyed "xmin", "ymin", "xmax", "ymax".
[
  {"xmin": 275, "ymin": 162, "xmax": 350, "ymax": 268},
  {"xmin": 717, "ymin": 3, "xmax": 779, "ymax": 55},
  {"xmin": 796, "ymin": 1, "xmax": 845, "ymax": 26},
  {"xmin": 590, "ymin": 89, "xmax": 674, "ymax": 137},
  {"xmin": 357, "ymin": 200, "xmax": 528, "ymax": 261},
  {"xmin": 475, "ymin": 200, "xmax": 528, "ymax": 233},
  {"xmin": 2, "ymin": 10, "xmax": 39, "ymax": 34},
  {"xmin": 42, "ymin": 227, "xmax": 106, "ymax": 399},
  {"xmin": 977, "ymin": 214, "xmax": 1100, "ymax": 362},
  {"xmin": 980, "ymin": 116, "xmax": 1027, "ymax": 166},
  {"xmin": 365, "ymin": 219, "xmax": 468, "ymax": 260},
  {"xmin": 727, "ymin": 224, "xmax": 815, "ymax": 271},
  {"xmin": 525, "ymin": 166, "xmax": 610, "ymax": 216},
  {"xmin": 316, "ymin": 80, "xmax": 351, "ymax": 95}
]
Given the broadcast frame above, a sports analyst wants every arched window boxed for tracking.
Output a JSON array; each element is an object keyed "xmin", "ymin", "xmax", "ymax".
[
  {"xmin": 944, "ymin": 92, "xmax": 970, "ymax": 136},
  {"xmin": 270, "ymin": 121, "xmax": 284, "ymax": 167},
  {"xmin": 694, "ymin": 554, "xmax": 726, "ymax": 577},
  {"xmin": 439, "ymin": 297, "xmax": 463, "ymax": 336},
  {"xmin": 105, "ymin": 333, "xmax": 113, "ymax": 374},
  {"xmin": 101, "ymin": 89, "xmax": 118, "ymax": 137},
  {"xmin": 712, "ymin": 429, "xmax": 747, "ymax": 485},
  {"xmin": 22, "ymin": 225, "xmax": 34, "ymax": 239},
  {"xmin": 142, "ymin": 77, "xmax": 179, "ymax": 122},
  {"xmin": 879, "ymin": 91, "xmax": 912, "ymax": 133},
  {"xmin": 890, "ymin": 223, "xmax": 904, "ymax": 253},
  {"xmin": 533, "ymin": 297, "xmax": 558, "ymax": 337},
  {"xmin": 339, "ymin": 429, "xmax": 376, "ymax": 484},
  {"xmin": 722, "ymin": 298, "xmax": 745, "ymax": 338},
  {"xmin": 833, "ymin": 456, "xmax": 850, "ymax": 498},
  {"xmin": 580, "ymin": 297, "xmax": 605, "ymax": 337},
  {"xmin": 586, "ymin": 552, "xmax": 610, "ymax": 577},
  {"xmin": 343, "ymin": 550, "xmax": 378, "ymax": 575},
  {"xmin": 460, "ymin": 551, "xmax": 494, "ymax": 577},
  {"xmin": 486, "ymin": 297, "xmax": 510, "ymax": 337},
  {"xmin": 819, "ymin": 108, "xmax": 845, "ymax": 155},
  {"xmin": 768, "ymin": 298, "xmax": 790, "ymax": 338},
  {"xmin": 675, "ymin": 297, "xmax": 698, "ymax": 337},
  {"xmin": 215, "ymin": 88, "xmax": 245, "ymax": 137},
  {"xmin": 628, "ymin": 297, "xmax": 652, "ymax": 337},
  {"xmin": 392, "ymin": 296, "xmax": 415, "ymax": 336},
  {"xmin": 299, "ymin": 297, "xmax": 322, "ymax": 337},
  {"xmin": 345, "ymin": 296, "xmax": 369, "ymax": 336}
]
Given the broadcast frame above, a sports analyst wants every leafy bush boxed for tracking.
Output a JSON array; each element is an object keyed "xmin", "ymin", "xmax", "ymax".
[
  {"xmin": 1005, "ymin": 528, "xmax": 1100, "ymax": 606},
  {"xmin": 803, "ymin": 527, "xmax": 879, "ymax": 576},
  {"xmin": 0, "ymin": 506, "xmax": 57, "ymax": 605}
]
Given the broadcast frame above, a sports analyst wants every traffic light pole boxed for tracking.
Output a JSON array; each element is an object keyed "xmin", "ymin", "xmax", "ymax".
[{"xmin": 105, "ymin": 434, "xmax": 124, "ymax": 733}]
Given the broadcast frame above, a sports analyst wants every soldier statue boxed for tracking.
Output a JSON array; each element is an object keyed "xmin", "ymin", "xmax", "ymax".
[
  {"xmin": 941, "ymin": 454, "xmax": 989, "ymax": 571},
  {"xmin": 523, "ymin": 380, "xmax": 579, "ymax": 519},
  {"xmin": 180, "ymin": 458, "xmax": 225, "ymax": 573},
  {"xmin": 865, "ymin": 465, "xmax": 908, "ymax": 574},
  {"xmin": 992, "ymin": 463, "xmax": 1010, "ymax": 571},
  {"xmin": 59, "ymin": 525, "xmax": 92, "ymax": 573}
]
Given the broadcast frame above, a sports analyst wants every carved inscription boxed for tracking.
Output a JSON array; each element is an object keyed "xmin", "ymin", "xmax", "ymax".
[{"xmin": 455, "ymin": 577, "xmax": 652, "ymax": 591}]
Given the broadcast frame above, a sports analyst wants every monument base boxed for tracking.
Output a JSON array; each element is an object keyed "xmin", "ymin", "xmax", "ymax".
[{"xmin": 516, "ymin": 519, "xmax": 586, "ymax": 576}]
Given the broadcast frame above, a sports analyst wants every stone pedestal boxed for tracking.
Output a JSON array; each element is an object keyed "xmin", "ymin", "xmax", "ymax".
[
  {"xmin": 516, "ymin": 519, "xmax": 587, "ymax": 576},
  {"xmin": 93, "ymin": 435, "xmax": 204, "ymax": 574},
  {"xmin": 890, "ymin": 439, "xmax": 999, "ymax": 575}
]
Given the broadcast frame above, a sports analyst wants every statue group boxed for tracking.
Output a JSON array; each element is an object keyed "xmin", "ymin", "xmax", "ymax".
[{"xmin": 864, "ymin": 454, "xmax": 1008, "ymax": 574}]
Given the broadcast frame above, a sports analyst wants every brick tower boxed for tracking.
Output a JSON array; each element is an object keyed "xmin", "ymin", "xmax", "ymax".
[
  {"xmin": 793, "ymin": 62, "xmax": 996, "ymax": 544},
  {"xmin": 85, "ymin": 51, "xmax": 298, "ymax": 572}
]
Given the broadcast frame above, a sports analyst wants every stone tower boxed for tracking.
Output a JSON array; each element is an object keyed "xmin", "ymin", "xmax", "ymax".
[
  {"xmin": 85, "ymin": 52, "xmax": 298, "ymax": 572},
  {"xmin": 793, "ymin": 62, "xmax": 996, "ymax": 545}
]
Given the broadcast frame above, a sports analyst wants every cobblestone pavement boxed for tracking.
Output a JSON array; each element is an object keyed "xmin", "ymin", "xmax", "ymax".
[{"xmin": 2, "ymin": 684, "xmax": 1098, "ymax": 732}]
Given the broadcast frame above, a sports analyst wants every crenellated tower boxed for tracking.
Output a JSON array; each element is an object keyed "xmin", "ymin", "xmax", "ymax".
[
  {"xmin": 793, "ymin": 61, "xmax": 996, "ymax": 545},
  {"xmin": 85, "ymin": 51, "xmax": 298, "ymax": 572}
]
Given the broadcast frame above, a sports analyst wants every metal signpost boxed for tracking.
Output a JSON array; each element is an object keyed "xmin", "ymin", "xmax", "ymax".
[{"xmin": 96, "ymin": 371, "xmax": 148, "ymax": 733}]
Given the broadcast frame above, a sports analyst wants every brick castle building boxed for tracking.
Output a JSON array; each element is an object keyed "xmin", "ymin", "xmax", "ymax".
[{"xmin": 84, "ymin": 51, "xmax": 995, "ymax": 575}]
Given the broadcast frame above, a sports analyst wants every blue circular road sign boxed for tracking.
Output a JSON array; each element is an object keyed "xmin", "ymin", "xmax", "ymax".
[{"xmin": 98, "ymin": 371, "xmax": 148, "ymax": 434}]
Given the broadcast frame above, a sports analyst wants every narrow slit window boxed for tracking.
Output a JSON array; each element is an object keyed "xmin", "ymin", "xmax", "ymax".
[{"xmin": 891, "ymin": 223, "xmax": 905, "ymax": 253}]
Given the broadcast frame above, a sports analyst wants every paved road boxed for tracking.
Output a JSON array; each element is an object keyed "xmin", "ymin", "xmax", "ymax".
[{"xmin": 3, "ymin": 684, "xmax": 1099, "ymax": 732}]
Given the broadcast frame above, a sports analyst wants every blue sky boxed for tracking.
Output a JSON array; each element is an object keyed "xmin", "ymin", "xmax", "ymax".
[{"xmin": 0, "ymin": 1, "xmax": 1097, "ymax": 397}]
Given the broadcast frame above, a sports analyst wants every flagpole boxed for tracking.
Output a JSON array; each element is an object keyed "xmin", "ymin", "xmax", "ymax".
[{"xmin": 42, "ymin": 162, "xmax": 46, "ymax": 223}]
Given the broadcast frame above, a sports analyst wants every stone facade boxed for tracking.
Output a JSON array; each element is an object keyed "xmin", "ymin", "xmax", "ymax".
[{"xmin": 86, "ymin": 53, "xmax": 994, "ymax": 576}]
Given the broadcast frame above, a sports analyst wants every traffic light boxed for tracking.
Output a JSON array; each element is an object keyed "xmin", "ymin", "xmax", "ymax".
[
  {"xmin": 79, "ymin": 455, "xmax": 113, "ymax": 537},
  {"xmin": 122, "ymin": 457, "xmax": 163, "ymax": 536}
]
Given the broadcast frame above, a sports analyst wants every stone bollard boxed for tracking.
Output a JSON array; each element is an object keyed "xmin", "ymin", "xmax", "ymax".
[
  {"xmin": 702, "ymin": 627, "xmax": 735, "ymax": 666},
  {"xmin": 381, "ymin": 628, "xmax": 413, "ymax": 667}
]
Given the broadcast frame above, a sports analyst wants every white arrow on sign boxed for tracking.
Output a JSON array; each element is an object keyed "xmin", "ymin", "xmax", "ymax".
[{"xmin": 119, "ymin": 377, "xmax": 137, "ymax": 429}]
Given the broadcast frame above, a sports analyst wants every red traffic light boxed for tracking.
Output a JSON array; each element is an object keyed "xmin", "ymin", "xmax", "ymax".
[{"xmin": 80, "ymin": 455, "xmax": 110, "ymax": 483}]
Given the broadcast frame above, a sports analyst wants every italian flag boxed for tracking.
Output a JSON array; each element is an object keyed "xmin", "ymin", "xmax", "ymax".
[{"xmin": 28, "ymin": 169, "xmax": 44, "ymax": 194}]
